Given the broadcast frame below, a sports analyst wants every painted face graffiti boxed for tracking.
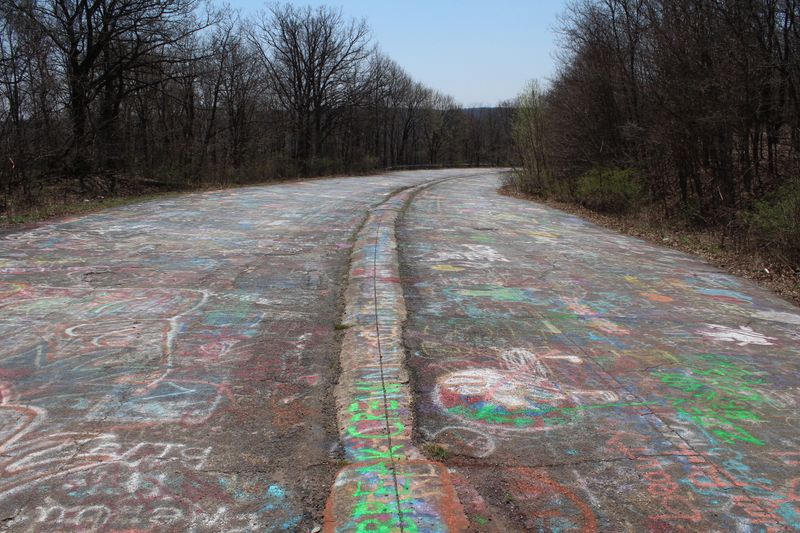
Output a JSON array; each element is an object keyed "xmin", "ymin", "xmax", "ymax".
[
  {"xmin": 433, "ymin": 349, "xmax": 622, "ymax": 433},
  {"xmin": 436, "ymin": 368, "xmax": 574, "ymax": 430}
]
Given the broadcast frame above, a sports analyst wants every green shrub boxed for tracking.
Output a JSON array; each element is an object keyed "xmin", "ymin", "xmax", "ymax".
[
  {"xmin": 747, "ymin": 180, "xmax": 800, "ymax": 263},
  {"xmin": 576, "ymin": 167, "xmax": 645, "ymax": 213}
]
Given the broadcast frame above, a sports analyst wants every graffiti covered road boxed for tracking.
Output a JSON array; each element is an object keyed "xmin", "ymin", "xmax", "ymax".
[
  {"xmin": 0, "ymin": 169, "xmax": 475, "ymax": 532},
  {"xmin": 400, "ymin": 175, "xmax": 800, "ymax": 531}
]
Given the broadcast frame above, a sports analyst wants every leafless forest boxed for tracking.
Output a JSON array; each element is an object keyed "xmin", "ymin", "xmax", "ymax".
[
  {"xmin": 4, "ymin": 0, "xmax": 798, "ymax": 270},
  {"xmin": 511, "ymin": 0, "xmax": 800, "ymax": 264},
  {"xmin": 0, "ymin": 2, "xmax": 513, "ymax": 217}
]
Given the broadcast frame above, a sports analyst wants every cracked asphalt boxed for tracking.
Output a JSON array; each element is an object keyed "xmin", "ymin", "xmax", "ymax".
[
  {"xmin": 0, "ymin": 170, "xmax": 471, "ymax": 532},
  {"xmin": 399, "ymin": 175, "xmax": 800, "ymax": 531},
  {"xmin": 1, "ymin": 168, "xmax": 798, "ymax": 532}
]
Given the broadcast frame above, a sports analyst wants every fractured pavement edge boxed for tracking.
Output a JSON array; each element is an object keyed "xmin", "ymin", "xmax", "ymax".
[{"xmin": 323, "ymin": 180, "xmax": 469, "ymax": 532}]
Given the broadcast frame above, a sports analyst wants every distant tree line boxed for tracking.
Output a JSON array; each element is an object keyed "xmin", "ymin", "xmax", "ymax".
[
  {"xmin": 511, "ymin": 0, "xmax": 800, "ymax": 263},
  {"xmin": 0, "ymin": 2, "xmax": 513, "ymax": 215}
]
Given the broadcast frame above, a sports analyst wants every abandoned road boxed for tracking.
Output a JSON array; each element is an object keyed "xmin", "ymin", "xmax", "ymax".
[
  {"xmin": 0, "ymin": 169, "xmax": 466, "ymax": 532},
  {"xmin": 0, "ymin": 169, "xmax": 798, "ymax": 532},
  {"xmin": 401, "ymin": 176, "xmax": 800, "ymax": 532}
]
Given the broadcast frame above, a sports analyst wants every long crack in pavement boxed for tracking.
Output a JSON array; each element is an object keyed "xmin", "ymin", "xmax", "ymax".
[
  {"xmin": 324, "ymin": 177, "xmax": 475, "ymax": 532},
  {"xmin": 0, "ymin": 169, "xmax": 476, "ymax": 532},
  {"xmin": 1, "ymin": 168, "xmax": 799, "ymax": 532}
]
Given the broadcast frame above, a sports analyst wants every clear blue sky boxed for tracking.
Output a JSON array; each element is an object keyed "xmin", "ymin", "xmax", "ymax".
[{"xmin": 225, "ymin": 0, "xmax": 568, "ymax": 107}]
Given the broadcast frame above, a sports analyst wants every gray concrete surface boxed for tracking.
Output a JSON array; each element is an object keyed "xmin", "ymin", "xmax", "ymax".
[
  {"xmin": 400, "ymin": 174, "xmax": 800, "ymax": 532},
  {"xmin": 0, "ymin": 170, "xmax": 472, "ymax": 532},
  {"xmin": 2, "ymin": 168, "xmax": 798, "ymax": 532}
]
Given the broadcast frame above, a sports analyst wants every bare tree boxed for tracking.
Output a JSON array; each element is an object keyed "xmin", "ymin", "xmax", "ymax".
[
  {"xmin": 512, "ymin": 81, "xmax": 549, "ymax": 193},
  {"xmin": 250, "ymin": 3, "xmax": 372, "ymax": 163},
  {"xmin": 513, "ymin": 0, "xmax": 800, "ymax": 260},
  {"xmin": 0, "ymin": 1, "xmax": 514, "ymax": 216},
  {"xmin": 9, "ymin": 0, "xmax": 210, "ymax": 184}
]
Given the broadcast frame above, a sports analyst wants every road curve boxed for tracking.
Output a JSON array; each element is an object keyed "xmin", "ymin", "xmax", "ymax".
[
  {"xmin": 2, "ymin": 168, "xmax": 799, "ymax": 532},
  {"xmin": 0, "ymin": 169, "xmax": 479, "ymax": 532},
  {"xmin": 400, "ymin": 174, "xmax": 800, "ymax": 531}
]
